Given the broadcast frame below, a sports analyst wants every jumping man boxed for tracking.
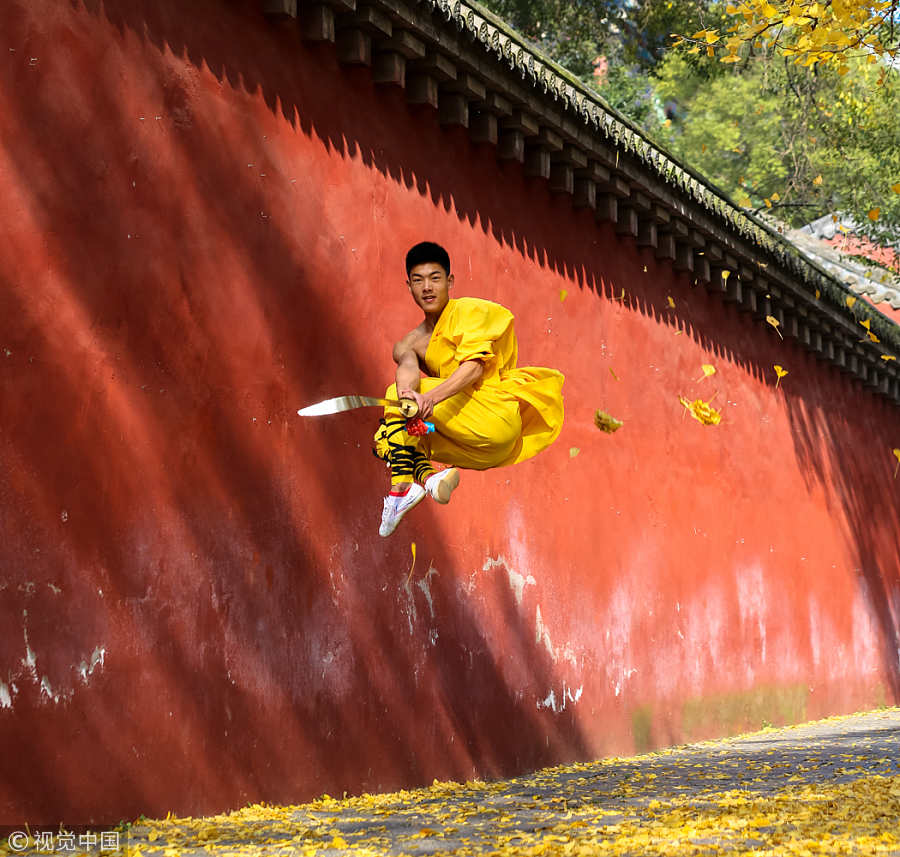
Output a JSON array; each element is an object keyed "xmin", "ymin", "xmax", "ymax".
[{"xmin": 374, "ymin": 242, "xmax": 565, "ymax": 536}]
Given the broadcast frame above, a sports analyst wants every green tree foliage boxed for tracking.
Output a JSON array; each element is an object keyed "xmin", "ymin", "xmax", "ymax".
[
  {"xmin": 477, "ymin": 0, "xmax": 900, "ymax": 240},
  {"xmin": 655, "ymin": 53, "xmax": 900, "ymax": 236}
]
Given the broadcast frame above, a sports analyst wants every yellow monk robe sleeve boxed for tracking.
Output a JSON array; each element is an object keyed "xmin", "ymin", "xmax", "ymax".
[{"xmin": 448, "ymin": 299, "xmax": 516, "ymax": 370}]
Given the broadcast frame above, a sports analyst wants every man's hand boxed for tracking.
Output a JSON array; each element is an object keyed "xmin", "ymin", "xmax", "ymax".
[
  {"xmin": 399, "ymin": 388, "xmax": 435, "ymax": 421},
  {"xmin": 399, "ymin": 361, "xmax": 483, "ymax": 423}
]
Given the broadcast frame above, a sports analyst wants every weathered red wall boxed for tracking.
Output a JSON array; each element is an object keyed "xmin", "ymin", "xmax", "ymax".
[{"xmin": 1, "ymin": 0, "xmax": 898, "ymax": 826}]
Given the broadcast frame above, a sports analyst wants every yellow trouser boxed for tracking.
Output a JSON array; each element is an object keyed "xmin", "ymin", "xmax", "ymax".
[{"xmin": 373, "ymin": 379, "xmax": 523, "ymax": 485}]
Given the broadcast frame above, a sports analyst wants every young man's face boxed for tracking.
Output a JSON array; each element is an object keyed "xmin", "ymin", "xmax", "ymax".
[{"xmin": 407, "ymin": 262, "xmax": 453, "ymax": 314}]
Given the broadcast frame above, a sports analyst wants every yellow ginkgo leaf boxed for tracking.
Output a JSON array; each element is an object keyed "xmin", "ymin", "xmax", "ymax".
[
  {"xmin": 609, "ymin": 367, "xmax": 619, "ymax": 381},
  {"xmin": 868, "ymin": 332, "xmax": 880, "ymax": 343},
  {"xmin": 696, "ymin": 364, "xmax": 716, "ymax": 382},
  {"xmin": 569, "ymin": 446, "xmax": 580, "ymax": 458},
  {"xmin": 770, "ymin": 191, "xmax": 780, "ymax": 201},
  {"xmin": 679, "ymin": 396, "xmax": 722, "ymax": 426},
  {"xmin": 667, "ymin": 295, "xmax": 676, "ymax": 309},
  {"xmin": 774, "ymin": 364, "xmax": 788, "ymax": 389},
  {"xmin": 894, "ymin": 448, "xmax": 900, "ymax": 479},
  {"xmin": 860, "ymin": 318, "xmax": 871, "ymax": 330},
  {"xmin": 813, "ymin": 174, "xmax": 823, "ymax": 185},
  {"xmin": 722, "ymin": 269, "xmax": 731, "ymax": 282},
  {"xmin": 594, "ymin": 410, "xmax": 623, "ymax": 433},
  {"xmin": 764, "ymin": 197, "xmax": 772, "ymax": 208},
  {"xmin": 674, "ymin": 330, "xmax": 683, "ymax": 335},
  {"xmin": 868, "ymin": 208, "xmax": 881, "ymax": 221},
  {"xmin": 892, "ymin": 182, "xmax": 900, "ymax": 194},
  {"xmin": 881, "ymin": 354, "xmax": 897, "ymax": 361},
  {"xmin": 846, "ymin": 295, "xmax": 857, "ymax": 308},
  {"xmin": 815, "ymin": 289, "xmax": 821, "ymax": 299},
  {"xmin": 766, "ymin": 315, "xmax": 783, "ymax": 339},
  {"xmin": 560, "ymin": 289, "xmax": 568, "ymax": 302},
  {"xmin": 406, "ymin": 542, "xmax": 417, "ymax": 584}
]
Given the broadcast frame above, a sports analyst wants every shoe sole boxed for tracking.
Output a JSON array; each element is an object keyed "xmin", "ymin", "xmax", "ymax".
[{"xmin": 431, "ymin": 468, "xmax": 460, "ymax": 504}]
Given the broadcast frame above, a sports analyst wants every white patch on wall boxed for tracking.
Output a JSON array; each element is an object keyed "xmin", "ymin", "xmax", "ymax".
[
  {"xmin": 534, "ymin": 605, "xmax": 578, "ymax": 668},
  {"xmin": 536, "ymin": 680, "xmax": 583, "ymax": 713},
  {"xmin": 600, "ymin": 580, "xmax": 641, "ymax": 699},
  {"xmin": 76, "ymin": 647, "xmax": 106, "ymax": 683},
  {"xmin": 482, "ymin": 556, "xmax": 535, "ymax": 607},
  {"xmin": 851, "ymin": 579, "xmax": 880, "ymax": 674},
  {"xmin": 400, "ymin": 564, "xmax": 441, "ymax": 645},
  {"xmin": 400, "ymin": 577, "xmax": 417, "ymax": 635},
  {"xmin": 416, "ymin": 565, "xmax": 439, "ymax": 619},
  {"xmin": 736, "ymin": 564, "xmax": 768, "ymax": 681},
  {"xmin": 4, "ymin": 608, "xmax": 106, "ymax": 708},
  {"xmin": 808, "ymin": 599, "xmax": 819, "ymax": 668}
]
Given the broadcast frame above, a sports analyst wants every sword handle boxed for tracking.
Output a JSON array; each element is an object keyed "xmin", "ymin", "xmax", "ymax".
[{"xmin": 399, "ymin": 398, "xmax": 419, "ymax": 418}]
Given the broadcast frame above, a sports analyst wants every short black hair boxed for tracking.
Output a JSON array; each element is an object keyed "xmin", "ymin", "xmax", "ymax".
[{"xmin": 406, "ymin": 241, "xmax": 450, "ymax": 277}]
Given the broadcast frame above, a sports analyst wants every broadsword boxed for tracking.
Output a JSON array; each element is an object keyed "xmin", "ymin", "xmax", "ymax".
[{"xmin": 297, "ymin": 395, "xmax": 420, "ymax": 418}]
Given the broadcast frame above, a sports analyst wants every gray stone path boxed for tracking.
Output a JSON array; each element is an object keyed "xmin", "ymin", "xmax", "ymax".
[{"xmin": 108, "ymin": 708, "xmax": 900, "ymax": 854}]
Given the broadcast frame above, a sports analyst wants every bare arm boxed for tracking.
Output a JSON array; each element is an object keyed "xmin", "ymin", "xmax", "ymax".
[
  {"xmin": 400, "ymin": 360, "xmax": 483, "ymax": 421},
  {"xmin": 392, "ymin": 335, "xmax": 421, "ymax": 396}
]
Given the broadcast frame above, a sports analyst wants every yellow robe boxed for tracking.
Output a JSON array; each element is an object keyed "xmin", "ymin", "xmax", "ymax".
[{"xmin": 382, "ymin": 297, "xmax": 564, "ymax": 471}]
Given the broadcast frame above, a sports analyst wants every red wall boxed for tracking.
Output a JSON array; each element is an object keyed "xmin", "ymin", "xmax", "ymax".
[{"xmin": 1, "ymin": 0, "xmax": 898, "ymax": 825}]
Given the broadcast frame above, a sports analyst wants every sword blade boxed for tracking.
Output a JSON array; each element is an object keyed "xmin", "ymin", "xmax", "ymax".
[{"xmin": 297, "ymin": 395, "xmax": 404, "ymax": 416}]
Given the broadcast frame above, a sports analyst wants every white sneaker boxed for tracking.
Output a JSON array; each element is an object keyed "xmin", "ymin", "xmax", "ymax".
[
  {"xmin": 424, "ymin": 468, "xmax": 460, "ymax": 504},
  {"xmin": 379, "ymin": 484, "xmax": 426, "ymax": 537}
]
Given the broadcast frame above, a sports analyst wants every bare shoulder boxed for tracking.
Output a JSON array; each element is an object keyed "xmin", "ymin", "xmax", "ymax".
[{"xmin": 392, "ymin": 323, "xmax": 426, "ymax": 363}]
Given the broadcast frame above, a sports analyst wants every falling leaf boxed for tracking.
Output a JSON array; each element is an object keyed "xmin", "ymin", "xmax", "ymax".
[
  {"xmin": 667, "ymin": 296, "xmax": 676, "ymax": 309},
  {"xmin": 868, "ymin": 208, "xmax": 880, "ymax": 221},
  {"xmin": 813, "ymin": 174, "xmax": 823, "ymax": 185},
  {"xmin": 764, "ymin": 197, "xmax": 772, "ymax": 208},
  {"xmin": 696, "ymin": 364, "xmax": 716, "ymax": 382},
  {"xmin": 893, "ymin": 448, "xmax": 900, "ymax": 478},
  {"xmin": 643, "ymin": 265, "xmax": 648, "ymax": 272},
  {"xmin": 846, "ymin": 296, "xmax": 857, "ymax": 308},
  {"xmin": 815, "ymin": 289, "xmax": 821, "ymax": 300},
  {"xmin": 609, "ymin": 368, "xmax": 619, "ymax": 381},
  {"xmin": 679, "ymin": 396, "xmax": 722, "ymax": 426},
  {"xmin": 766, "ymin": 315, "xmax": 783, "ymax": 339},
  {"xmin": 770, "ymin": 191, "xmax": 780, "ymax": 201},
  {"xmin": 722, "ymin": 269, "xmax": 730, "ymax": 282},
  {"xmin": 674, "ymin": 329, "xmax": 683, "ymax": 335},
  {"xmin": 881, "ymin": 354, "xmax": 897, "ymax": 361},
  {"xmin": 569, "ymin": 447, "xmax": 580, "ymax": 458},
  {"xmin": 774, "ymin": 364, "xmax": 788, "ymax": 389},
  {"xmin": 594, "ymin": 410, "xmax": 623, "ymax": 433},
  {"xmin": 560, "ymin": 289, "xmax": 568, "ymax": 302},
  {"xmin": 406, "ymin": 542, "xmax": 417, "ymax": 584},
  {"xmin": 860, "ymin": 319, "xmax": 871, "ymax": 330},
  {"xmin": 892, "ymin": 183, "xmax": 900, "ymax": 194}
]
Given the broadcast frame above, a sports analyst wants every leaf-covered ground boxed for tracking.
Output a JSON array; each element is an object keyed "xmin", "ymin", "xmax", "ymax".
[{"xmin": 65, "ymin": 709, "xmax": 900, "ymax": 855}]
